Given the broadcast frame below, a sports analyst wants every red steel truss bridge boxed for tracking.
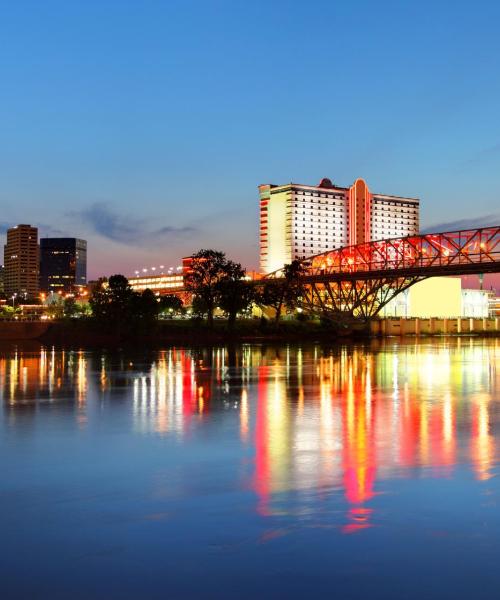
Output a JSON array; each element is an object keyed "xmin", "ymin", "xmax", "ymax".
[{"xmin": 261, "ymin": 226, "xmax": 500, "ymax": 318}]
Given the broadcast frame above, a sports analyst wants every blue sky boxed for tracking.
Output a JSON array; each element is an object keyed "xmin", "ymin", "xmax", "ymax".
[{"xmin": 1, "ymin": 0, "xmax": 499, "ymax": 279}]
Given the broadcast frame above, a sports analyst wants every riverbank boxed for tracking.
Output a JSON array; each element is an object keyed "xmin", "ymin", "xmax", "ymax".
[
  {"xmin": 1, "ymin": 318, "xmax": 498, "ymax": 347},
  {"xmin": 37, "ymin": 318, "xmax": 363, "ymax": 347}
]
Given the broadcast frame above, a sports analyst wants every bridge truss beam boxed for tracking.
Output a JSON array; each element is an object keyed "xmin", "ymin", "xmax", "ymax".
[
  {"xmin": 298, "ymin": 276, "xmax": 426, "ymax": 319},
  {"xmin": 262, "ymin": 225, "xmax": 500, "ymax": 320}
]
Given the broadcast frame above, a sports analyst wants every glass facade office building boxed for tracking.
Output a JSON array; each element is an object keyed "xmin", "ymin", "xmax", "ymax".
[{"xmin": 40, "ymin": 238, "xmax": 87, "ymax": 293}]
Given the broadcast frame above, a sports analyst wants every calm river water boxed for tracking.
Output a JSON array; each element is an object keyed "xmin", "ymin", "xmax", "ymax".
[{"xmin": 1, "ymin": 339, "xmax": 499, "ymax": 599}]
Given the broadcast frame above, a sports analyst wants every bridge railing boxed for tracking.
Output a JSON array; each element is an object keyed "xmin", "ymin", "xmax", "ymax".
[{"xmin": 299, "ymin": 226, "xmax": 500, "ymax": 276}]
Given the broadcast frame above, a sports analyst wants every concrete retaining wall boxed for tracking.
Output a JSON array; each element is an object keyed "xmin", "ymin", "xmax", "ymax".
[{"xmin": 371, "ymin": 317, "xmax": 499, "ymax": 336}]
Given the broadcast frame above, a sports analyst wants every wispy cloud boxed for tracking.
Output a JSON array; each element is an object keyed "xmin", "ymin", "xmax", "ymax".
[
  {"xmin": 460, "ymin": 143, "xmax": 500, "ymax": 167},
  {"xmin": 68, "ymin": 202, "xmax": 196, "ymax": 245},
  {"xmin": 422, "ymin": 213, "xmax": 500, "ymax": 233}
]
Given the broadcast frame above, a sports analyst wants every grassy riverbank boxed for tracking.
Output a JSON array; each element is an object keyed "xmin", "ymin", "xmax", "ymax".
[{"xmin": 38, "ymin": 318, "xmax": 366, "ymax": 347}]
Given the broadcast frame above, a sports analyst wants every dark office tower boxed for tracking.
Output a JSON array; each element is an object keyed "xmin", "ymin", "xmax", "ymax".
[
  {"xmin": 39, "ymin": 238, "xmax": 87, "ymax": 293},
  {"xmin": 4, "ymin": 224, "xmax": 39, "ymax": 299}
]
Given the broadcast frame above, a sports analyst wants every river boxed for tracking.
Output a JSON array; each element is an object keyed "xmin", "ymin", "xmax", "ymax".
[{"xmin": 1, "ymin": 339, "xmax": 499, "ymax": 599}]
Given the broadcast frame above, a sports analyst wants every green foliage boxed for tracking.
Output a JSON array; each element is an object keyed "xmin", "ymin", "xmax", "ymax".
[
  {"xmin": 131, "ymin": 289, "xmax": 161, "ymax": 326},
  {"xmin": 255, "ymin": 283, "xmax": 286, "ymax": 322},
  {"xmin": 256, "ymin": 260, "xmax": 306, "ymax": 324},
  {"xmin": 76, "ymin": 301, "xmax": 92, "ymax": 317},
  {"xmin": 63, "ymin": 297, "xmax": 77, "ymax": 318},
  {"xmin": 159, "ymin": 294, "xmax": 184, "ymax": 316},
  {"xmin": 186, "ymin": 249, "xmax": 249, "ymax": 328},
  {"xmin": 0, "ymin": 305, "xmax": 15, "ymax": 318},
  {"xmin": 190, "ymin": 296, "xmax": 209, "ymax": 319},
  {"xmin": 216, "ymin": 262, "xmax": 253, "ymax": 329},
  {"xmin": 89, "ymin": 274, "xmax": 161, "ymax": 334}
]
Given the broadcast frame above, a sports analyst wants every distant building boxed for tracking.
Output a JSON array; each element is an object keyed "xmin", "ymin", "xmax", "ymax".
[
  {"xmin": 3, "ymin": 224, "xmax": 39, "ymax": 299},
  {"xmin": 380, "ymin": 277, "xmax": 491, "ymax": 318},
  {"xmin": 129, "ymin": 271, "xmax": 184, "ymax": 295},
  {"xmin": 39, "ymin": 238, "xmax": 87, "ymax": 293},
  {"xmin": 490, "ymin": 296, "xmax": 500, "ymax": 317},
  {"xmin": 0, "ymin": 264, "xmax": 4, "ymax": 294},
  {"xmin": 259, "ymin": 177, "xmax": 420, "ymax": 273},
  {"xmin": 128, "ymin": 258, "xmax": 193, "ymax": 300}
]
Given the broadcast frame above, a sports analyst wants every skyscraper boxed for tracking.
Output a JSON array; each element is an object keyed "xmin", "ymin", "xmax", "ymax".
[
  {"xmin": 39, "ymin": 238, "xmax": 87, "ymax": 293},
  {"xmin": 3, "ymin": 224, "xmax": 40, "ymax": 298},
  {"xmin": 259, "ymin": 177, "xmax": 420, "ymax": 273}
]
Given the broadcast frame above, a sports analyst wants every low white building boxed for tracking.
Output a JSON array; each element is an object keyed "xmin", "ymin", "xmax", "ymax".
[{"xmin": 380, "ymin": 277, "xmax": 491, "ymax": 318}]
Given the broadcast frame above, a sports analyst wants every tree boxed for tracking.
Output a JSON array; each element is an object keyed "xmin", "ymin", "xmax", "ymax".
[
  {"xmin": 0, "ymin": 305, "xmax": 15, "ymax": 319},
  {"xmin": 159, "ymin": 294, "xmax": 184, "ymax": 316},
  {"xmin": 185, "ymin": 250, "xmax": 243, "ymax": 327},
  {"xmin": 282, "ymin": 259, "xmax": 306, "ymax": 313},
  {"xmin": 89, "ymin": 274, "xmax": 135, "ymax": 331},
  {"xmin": 190, "ymin": 296, "xmax": 209, "ymax": 319},
  {"xmin": 89, "ymin": 276, "xmax": 164, "ymax": 335},
  {"xmin": 131, "ymin": 289, "xmax": 161, "ymax": 329},
  {"xmin": 217, "ymin": 261, "xmax": 253, "ymax": 329},
  {"xmin": 63, "ymin": 297, "xmax": 78, "ymax": 318},
  {"xmin": 257, "ymin": 260, "xmax": 306, "ymax": 324},
  {"xmin": 256, "ymin": 282, "xmax": 288, "ymax": 324},
  {"xmin": 46, "ymin": 292, "xmax": 65, "ymax": 319}
]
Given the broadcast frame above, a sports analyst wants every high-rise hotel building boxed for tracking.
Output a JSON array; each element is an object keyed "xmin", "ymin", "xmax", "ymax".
[{"xmin": 259, "ymin": 177, "xmax": 419, "ymax": 273}]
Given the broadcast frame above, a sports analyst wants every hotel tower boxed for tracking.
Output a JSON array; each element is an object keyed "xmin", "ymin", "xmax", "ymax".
[{"xmin": 259, "ymin": 177, "xmax": 420, "ymax": 273}]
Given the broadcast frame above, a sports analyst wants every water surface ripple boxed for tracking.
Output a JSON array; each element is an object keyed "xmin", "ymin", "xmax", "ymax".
[{"xmin": 0, "ymin": 339, "xmax": 499, "ymax": 599}]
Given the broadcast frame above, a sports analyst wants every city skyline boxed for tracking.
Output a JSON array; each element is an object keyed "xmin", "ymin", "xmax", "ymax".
[{"xmin": 1, "ymin": 1, "xmax": 499, "ymax": 281}]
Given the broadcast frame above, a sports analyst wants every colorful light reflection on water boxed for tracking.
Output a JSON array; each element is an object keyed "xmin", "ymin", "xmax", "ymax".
[{"xmin": 0, "ymin": 339, "xmax": 499, "ymax": 599}]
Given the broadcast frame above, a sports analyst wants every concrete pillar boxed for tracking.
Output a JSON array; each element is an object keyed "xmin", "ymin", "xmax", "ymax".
[
  {"xmin": 429, "ymin": 318, "xmax": 435, "ymax": 335},
  {"xmin": 457, "ymin": 318, "xmax": 461, "ymax": 334},
  {"xmin": 443, "ymin": 318, "xmax": 448, "ymax": 334},
  {"xmin": 399, "ymin": 318, "xmax": 405, "ymax": 336},
  {"xmin": 482, "ymin": 318, "xmax": 487, "ymax": 332},
  {"xmin": 469, "ymin": 318, "xmax": 474, "ymax": 333},
  {"xmin": 415, "ymin": 318, "xmax": 420, "ymax": 336}
]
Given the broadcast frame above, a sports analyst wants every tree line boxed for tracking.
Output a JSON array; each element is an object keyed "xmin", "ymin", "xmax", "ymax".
[{"xmin": 88, "ymin": 249, "xmax": 307, "ymax": 331}]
